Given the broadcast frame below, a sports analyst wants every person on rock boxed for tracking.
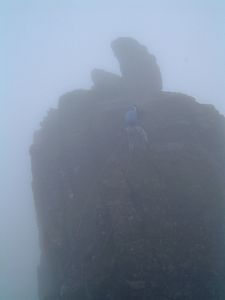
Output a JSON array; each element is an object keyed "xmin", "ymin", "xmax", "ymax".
[{"xmin": 125, "ymin": 105, "xmax": 149, "ymax": 151}]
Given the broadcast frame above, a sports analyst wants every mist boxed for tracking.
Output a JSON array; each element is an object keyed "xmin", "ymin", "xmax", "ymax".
[{"xmin": 1, "ymin": 1, "xmax": 225, "ymax": 299}]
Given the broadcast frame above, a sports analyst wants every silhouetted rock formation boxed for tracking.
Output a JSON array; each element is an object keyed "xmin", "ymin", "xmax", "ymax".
[
  {"xmin": 91, "ymin": 69, "xmax": 122, "ymax": 98},
  {"xmin": 31, "ymin": 37, "xmax": 225, "ymax": 300},
  {"xmin": 111, "ymin": 37, "xmax": 162, "ymax": 95},
  {"xmin": 91, "ymin": 69, "xmax": 121, "ymax": 89}
]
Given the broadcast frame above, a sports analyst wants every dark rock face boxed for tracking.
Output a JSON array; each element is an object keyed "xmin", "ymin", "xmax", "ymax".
[{"xmin": 31, "ymin": 38, "xmax": 225, "ymax": 300}]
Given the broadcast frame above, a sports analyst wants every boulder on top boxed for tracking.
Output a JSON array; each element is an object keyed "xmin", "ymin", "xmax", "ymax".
[
  {"xmin": 111, "ymin": 37, "xmax": 162, "ymax": 94},
  {"xmin": 91, "ymin": 69, "xmax": 122, "ymax": 91}
]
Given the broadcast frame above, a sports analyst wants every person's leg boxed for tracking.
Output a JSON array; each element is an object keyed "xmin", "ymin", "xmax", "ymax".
[
  {"xmin": 126, "ymin": 127, "xmax": 135, "ymax": 151},
  {"xmin": 136, "ymin": 126, "xmax": 149, "ymax": 144}
]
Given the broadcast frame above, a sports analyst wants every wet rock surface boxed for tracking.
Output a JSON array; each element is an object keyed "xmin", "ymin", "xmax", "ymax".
[{"xmin": 31, "ymin": 38, "xmax": 225, "ymax": 300}]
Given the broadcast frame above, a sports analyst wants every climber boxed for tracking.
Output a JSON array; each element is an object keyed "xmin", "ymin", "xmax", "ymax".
[{"xmin": 125, "ymin": 105, "xmax": 149, "ymax": 151}]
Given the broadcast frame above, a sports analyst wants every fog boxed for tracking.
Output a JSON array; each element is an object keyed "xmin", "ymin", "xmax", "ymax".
[{"xmin": 1, "ymin": 1, "xmax": 225, "ymax": 299}]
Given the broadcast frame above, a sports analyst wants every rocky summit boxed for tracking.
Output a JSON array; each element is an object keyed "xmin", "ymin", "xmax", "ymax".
[{"xmin": 30, "ymin": 37, "xmax": 225, "ymax": 300}]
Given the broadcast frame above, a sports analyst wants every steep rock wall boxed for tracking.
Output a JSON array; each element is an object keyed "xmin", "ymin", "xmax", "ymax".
[{"xmin": 31, "ymin": 38, "xmax": 225, "ymax": 300}]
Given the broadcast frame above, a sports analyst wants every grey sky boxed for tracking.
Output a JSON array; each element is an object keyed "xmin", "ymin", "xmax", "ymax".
[{"xmin": 1, "ymin": 1, "xmax": 225, "ymax": 299}]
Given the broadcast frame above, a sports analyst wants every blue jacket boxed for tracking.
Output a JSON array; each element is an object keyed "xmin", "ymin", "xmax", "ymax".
[{"xmin": 125, "ymin": 109, "xmax": 138, "ymax": 126}]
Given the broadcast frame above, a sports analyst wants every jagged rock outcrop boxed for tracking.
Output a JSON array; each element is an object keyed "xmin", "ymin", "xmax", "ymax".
[{"xmin": 31, "ymin": 37, "xmax": 225, "ymax": 300}]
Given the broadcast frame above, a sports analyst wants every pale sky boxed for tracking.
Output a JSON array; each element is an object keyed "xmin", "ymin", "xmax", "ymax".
[{"xmin": 1, "ymin": 1, "xmax": 225, "ymax": 299}]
